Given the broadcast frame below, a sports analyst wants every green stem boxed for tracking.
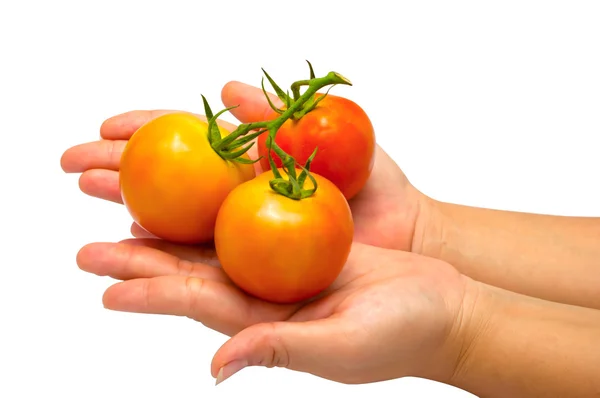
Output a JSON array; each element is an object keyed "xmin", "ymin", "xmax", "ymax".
[
  {"xmin": 207, "ymin": 68, "xmax": 352, "ymax": 199},
  {"xmin": 264, "ymin": 72, "xmax": 350, "ymax": 131}
]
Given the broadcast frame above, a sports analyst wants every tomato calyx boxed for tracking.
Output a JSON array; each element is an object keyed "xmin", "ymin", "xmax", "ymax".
[
  {"xmin": 202, "ymin": 64, "xmax": 352, "ymax": 200},
  {"xmin": 266, "ymin": 136, "xmax": 319, "ymax": 199},
  {"xmin": 202, "ymin": 96, "xmax": 265, "ymax": 165}
]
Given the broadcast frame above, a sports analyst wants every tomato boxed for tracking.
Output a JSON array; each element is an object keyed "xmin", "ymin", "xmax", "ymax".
[
  {"xmin": 119, "ymin": 112, "xmax": 255, "ymax": 244},
  {"xmin": 214, "ymin": 169, "xmax": 354, "ymax": 304},
  {"xmin": 257, "ymin": 94, "xmax": 375, "ymax": 200}
]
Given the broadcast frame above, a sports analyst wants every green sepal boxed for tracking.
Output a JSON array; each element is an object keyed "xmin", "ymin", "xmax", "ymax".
[
  {"xmin": 266, "ymin": 135, "xmax": 283, "ymax": 180},
  {"xmin": 231, "ymin": 155, "xmax": 262, "ymax": 165},
  {"xmin": 261, "ymin": 77, "xmax": 284, "ymax": 115},
  {"xmin": 220, "ymin": 142, "xmax": 255, "ymax": 160},
  {"xmin": 297, "ymin": 147, "xmax": 318, "ymax": 187},
  {"xmin": 208, "ymin": 105, "xmax": 239, "ymax": 148},
  {"xmin": 201, "ymin": 94, "xmax": 214, "ymax": 120},
  {"xmin": 269, "ymin": 179, "xmax": 291, "ymax": 197},
  {"xmin": 202, "ymin": 95, "xmax": 218, "ymax": 144},
  {"xmin": 306, "ymin": 60, "xmax": 316, "ymax": 79},
  {"xmin": 224, "ymin": 129, "xmax": 267, "ymax": 151},
  {"xmin": 262, "ymin": 68, "xmax": 292, "ymax": 108}
]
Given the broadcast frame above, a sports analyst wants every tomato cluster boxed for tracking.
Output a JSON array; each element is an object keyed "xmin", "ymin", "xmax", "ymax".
[{"xmin": 118, "ymin": 65, "xmax": 375, "ymax": 303}]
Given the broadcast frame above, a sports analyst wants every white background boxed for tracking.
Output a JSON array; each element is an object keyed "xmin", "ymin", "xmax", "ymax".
[{"xmin": 1, "ymin": 1, "xmax": 599, "ymax": 397}]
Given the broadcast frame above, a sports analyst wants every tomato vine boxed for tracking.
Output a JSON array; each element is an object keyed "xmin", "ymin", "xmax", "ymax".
[{"xmin": 202, "ymin": 62, "xmax": 352, "ymax": 200}]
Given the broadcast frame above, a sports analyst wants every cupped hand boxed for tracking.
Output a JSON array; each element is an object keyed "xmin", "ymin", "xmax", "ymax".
[
  {"xmin": 61, "ymin": 81, "xmax": 425, "ymax": 250},
  {"xmin": 77, "ymin": 238, "xmax": 473, "ymax": 385}
]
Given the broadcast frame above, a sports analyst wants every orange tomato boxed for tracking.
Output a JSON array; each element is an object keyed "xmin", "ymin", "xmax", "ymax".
[
  {"xmin": 214, "ymin": 169, "xmax": 354, "ymax": 304},
  {"xmin": 119, "ymin": 112, "xmax": 255, "ymax": 244}
]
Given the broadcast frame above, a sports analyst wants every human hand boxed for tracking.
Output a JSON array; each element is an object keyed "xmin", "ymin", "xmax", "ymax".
[
  {"xmin": 61, "ymin": 81, "xmax": 426, "ymax": 251},
  {"xmin": 76, "ymin": 238, "xmax": 475, "ymax": 385},
  {"xmin": 221, "ymin": 82, "xmax": 425, "ymax": 251}
]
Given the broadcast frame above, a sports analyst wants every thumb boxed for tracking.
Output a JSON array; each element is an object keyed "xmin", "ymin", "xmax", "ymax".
[
  {"xmin": 221, "ymin": 81, "xmax": 282, "ymax": 124},
  {"xmin": 211, "ymin": 317, "xmax": 354, "ymax": 384}
]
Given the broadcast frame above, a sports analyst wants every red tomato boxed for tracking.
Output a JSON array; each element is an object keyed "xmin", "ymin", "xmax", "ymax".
[
  {"xmin": 214, "ymin": 169, "xmax": 354, "ymax": 304},
  {"xmin": 119, "ymin": 112, "xmax": 255, "ymax": 244},
  {"xmin": 257, "ymin": 94, "xmax": 375, "ymax": 200}
]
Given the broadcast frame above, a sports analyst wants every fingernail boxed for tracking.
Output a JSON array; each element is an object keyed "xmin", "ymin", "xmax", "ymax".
[{"xmin": 215, "ymin": 359, "xmax": 248, "ymax": 385}]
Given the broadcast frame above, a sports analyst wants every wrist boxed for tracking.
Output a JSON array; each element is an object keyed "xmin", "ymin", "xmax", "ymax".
[
  {"xmin": 410, "ymin": 194, "xmax": 444, "ymax": 257},
  {"xmin": 444, "ymin": 280, "xmax": 502, "ymax": 389},
  {"xmin": 413, "ymin": 276, "xmax": 498, "ymax": 386},
  {"xmin": 445, "ymin": 282, "xmax": 600, "ymax": 397},
  {"xmin": 404, "ymin": 278, "xmax": 502, "ymax": 395}
]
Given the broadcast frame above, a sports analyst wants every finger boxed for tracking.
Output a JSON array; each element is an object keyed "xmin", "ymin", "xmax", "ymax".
[
  {"xmin": 130, "ymin": 222, "xmax": 156, "ymax": 239},
  {"xmin": 212, "ymin": 317, "xmax": 353, "ymax": 384},
  {"xmin": 103, "ymin": 275, "xmax": 297, "ymax": 337},
  {"xmin": 120, "ymin": 237, "xmax": 219, "ymax": 266},
  {"xmin": 61, "ymin": 140, "xmax": 127, "ymax": 173},
  {"xmin": 100, "ymin": 110, "xmax": 178, "ymax": 140},
  {"xmin": 78, "ymin": 169, "xmax": 122, "ymax": 204},
  {"xmin": 221, "ymin": 81, "xmax": 282, "ymax": 124},
  {"xmin": 77, "ymin": 241, "xmax": 225, "ymax": 282},
  {"xmin": 100, "ymin": 110, "xmax": 238, "ymax": 140},
  {"xmin": 62, "ymin": 112, "xmax": 239, "ymax": 174}
]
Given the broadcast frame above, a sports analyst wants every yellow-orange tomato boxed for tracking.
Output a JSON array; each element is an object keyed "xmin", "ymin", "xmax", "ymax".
[
  {"xmin": 119, "ymin": 112, "xmax": 255, "ymax": 244},
  {"xmin": 214, "ymin": 169, "xmax": 354, "ymax": 304}
]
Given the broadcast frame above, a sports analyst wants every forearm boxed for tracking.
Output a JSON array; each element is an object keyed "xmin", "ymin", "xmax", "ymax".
[
  {"xmin": 451, "ymin": 283, "xmax": 600, "ymax": 398},
  {"xmin": 414, "ymin": 198, "xmax": 600, "ymax": 309}
]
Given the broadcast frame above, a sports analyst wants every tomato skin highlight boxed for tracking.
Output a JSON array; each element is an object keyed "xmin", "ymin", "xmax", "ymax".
[
  {"xmin": 214, "ymin": 170, "xmax": 354, "ymax": 304},
  {"xmin": 257, "ymin": 94, "xmax": 376, "ymax": 200},
  {"xmin": 119, "ymin": 113, "xmax": 255, "ymax": 244}
]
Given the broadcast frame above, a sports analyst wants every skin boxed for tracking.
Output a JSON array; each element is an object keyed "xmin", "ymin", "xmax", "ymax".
[
  {"xmin": 61, "ymin": 80, "xmax": 600, "ymax": 395},
  {"xmin": 415, "ymin": 202, "xmax": 600, "ymax": 309},
  {"xmin": 75, "ymin": 238, "xmax": 472, "ymax": 385},
  {"xmin": 74, "ymin": 237, "xmax": 600, "ymax": 396},
  {"xmin": 257, "ymin": 94, "xmax": 376, "ymax": 200},
  {"xmin": 120, "ymin": 112, "xmax": 255, "ymax": 243},
  {"xmin": 214, "ymin": 170, "xmax": 354, "ymax": 304},
  {"xmin": 451, "ymin": 284, "xmax": 600, "ymax": 397}
]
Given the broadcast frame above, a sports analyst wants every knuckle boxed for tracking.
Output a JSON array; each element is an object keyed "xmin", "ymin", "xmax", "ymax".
[
  {"xmin": 175, "ymin": 259, "xmax": 195, "ymax": 277},
  {"xmin": 107, "ymin": 140, "xmax": 123, "ymax": 168},
  {"xmin": 119, "ymin": 242, "xmax": 140, "ymax": 273},
  {"xmin": 141, "ymin": 279, "xmax": 151, "ymax": 310},
  {"xmin": 256, "ymin": 323, "xmax": 290, "ymax": 369},
  {"xmin": 184, "ymin": 277, "xmax": 205, "ymax": 317}
]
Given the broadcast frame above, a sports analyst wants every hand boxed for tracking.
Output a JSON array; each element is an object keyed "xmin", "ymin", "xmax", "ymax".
[
  {"xmin": 221, "ymin": 82, "xmax": 425, "ymax": 251},
  {"xmin": 76, "ymin": 237, "xmax": 473, "ymax": 385},
  {"xmin": 61, "ymin": 81, "xmax": 426, "ymax": 250}
]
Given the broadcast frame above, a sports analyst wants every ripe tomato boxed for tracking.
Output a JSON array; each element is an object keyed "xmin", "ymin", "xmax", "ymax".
[
  {"xmin": 214, "ymin": 169, "xmax": 354, "ymax": 304},
  {"xmin": 119, "ymin": 112, "xmax": 255, "ymax": 244},
  {"xmin": 257, "ymin": 94, "xmax": 375, "ymax": 200}
]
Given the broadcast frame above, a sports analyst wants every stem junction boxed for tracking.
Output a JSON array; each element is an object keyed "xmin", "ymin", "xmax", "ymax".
[{"xmin": 202, "ymin": 62, "xmax": 352, "ymax": 200}]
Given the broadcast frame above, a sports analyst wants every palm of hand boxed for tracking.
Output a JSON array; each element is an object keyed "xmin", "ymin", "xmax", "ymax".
[
  {"xmin": 278, "ymin": 243, "xmax": 465, "ymax": 383},
  {"xmin": 348, "ymin": 145, "xmax": 422, "ymax": 251},
  {"xmin": 78, "ymin": 237, "xmax": 466, "ymax": 384}
]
